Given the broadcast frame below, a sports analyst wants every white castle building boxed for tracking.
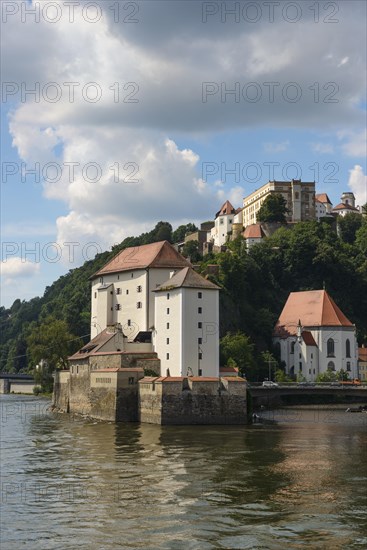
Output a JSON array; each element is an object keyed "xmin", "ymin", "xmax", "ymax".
[
  {"xmin": 89, "ymin": 241, "xmax": 220, "ymax": 377},
  {"xmin": 273, "ymin": 290, "xmax": 358, "ymax": 381}
]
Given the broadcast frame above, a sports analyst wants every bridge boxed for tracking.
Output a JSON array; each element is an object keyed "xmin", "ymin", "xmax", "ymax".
[
  {"xmin": 249, "ymin": 384, "xmax": 367, "ymax": 407},
  {"xmin": 0, "ymin": 373, "xmax": 35, "ymax": 394}
]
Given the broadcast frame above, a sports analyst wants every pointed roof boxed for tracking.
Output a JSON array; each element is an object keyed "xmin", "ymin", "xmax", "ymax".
[
  {"xmin": 93, "ymin": 241, "xmax": 191, "ymax": 277},
  {"xmin": 243, "ymin": 223, "xmax": 265, "ymax": 239},
  {"xmin": 315, "ymin": 193, "xmax": 332, "ymax": 205},
  {"xmin": 274, "ymin": 290, "xmax": 353, "ymax": 338},
  {"xmin": 69, "ymin": 329, "xmax": 118, "ymax": 360},
  {"xmin": 301, "ymin": 331, "xmax": 317, "ymax": 347},
  {"xmin": 215, "ymin": 200, "xmax": 235, "ymax": 218},
  {"xmin": 154, "ymin": 267, "xmax": 220, "ymax": 291}
]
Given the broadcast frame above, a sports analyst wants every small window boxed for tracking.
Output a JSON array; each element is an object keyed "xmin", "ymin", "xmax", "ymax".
[
  {"xmin": 137, "ymin": 285, "xmax": 142, "ymax": 293},
  {"xmin": 166, "ymin": 322, "xmax": 170, "ymax": 329},
  {"xmin": 115, "ymin": 304, "xmax": 121, "ymax": 310},
  {"xmin": 311, "ymin": 353, "xmax": 313, "ymax": 359},
  {"xmin": 94, "ymin": 292, "xmax": 97, "ymax": 299},
  {"xmin": 127, "ymin": 319, "xmax": 131, "ymax": 326},
  {"xmin": 198, "ymin": 369, "xmax": 202, "ymax": 376},
  {"xmin": 198, "ymin": 352, "xmax": 203, "ymax": 360},
  {"xmin": 131, "ymin": 273, "xmax": 134, "ymax": 278},
  {"xmin": 198, "ymin": 338, "xmax": 202, "ymax": 344},
  {"xmin": 118, "ymin": 275, "xmax": 120, "ymax": 280},
  {"xmin": 327, "ymin": 338, "xmax": 335, "ymax": 357},
  {"xmin": 166, "ymin": 338, "xmax": 169, "ymax": 345},
  {"xmin": 346, "ymin": 339, "xmax": 351, "ymax": 358},
  {"xmin": 126, "ymin": 289, "xmax": 129, "ymax": 295},
  {"xmin": 327, "ymin": 361, "xmax": 335, "ymax": 371},
  {"xmin": 198, "ymin": 322, "xmax": 202, "ymax": 329},
  {"xmin": 220, "ymin": 218, "xmax": 224, "ymax": 225},
  {"xmin": 99, "ymin": 277, "xmax": 103, "ymax": 283},
  {"xmin": 198, "ymin": 292, "xmax": 202, "ymax": 299},
  {"xmin": 309, "ymin": 369, "xmax": 311, "ymax": 374},
  {"xmin": 116, "ymin": 288, "xmax": 121, "ymax": 294},
  {"xmin": 198, "ymin": 307, "xmax": 202, "ymax": 314},
  {"xmin": 110, "ymin": 291, "xmax": 113, "ymax": 295},
  {"xmin": 290, "ymin": 341, "xmax": 295, "ymax": 354},
  {"xmin": 166, "ymin": 353, "xmax": 169, "ymax": 360},
  {"xmin": 167, "ymin": 308, "xmax": 170, "ymax": 314},
  {"xmin": 137, "ymin": 302, "xmax": 142, "ymax": 309},
  {"xmin": 167, "ymin": 293, "xmax": 170, "ymax": 300},
  {"xmin": 299, "ymin": 362, "xmax": 302, "ymax": 371},
  {"xmin": 346, "ymin": 362, "xmax": 351, "ymax": 372},
  {"xmin": 128, "ymin": 377, "xmax": 135, "ymax": 385}
]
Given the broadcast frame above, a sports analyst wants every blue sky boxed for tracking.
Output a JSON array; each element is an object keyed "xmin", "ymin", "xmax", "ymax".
[{"xmin": 1, "ymin": 0, "xmax": 366, "ymax": 307}]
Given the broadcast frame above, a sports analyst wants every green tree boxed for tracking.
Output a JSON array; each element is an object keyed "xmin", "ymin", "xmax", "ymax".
[
  {"xmin": 220, "ymin": 332, "xmax": 256, "ymax": 378},
  {"xmin": 337, "ymin": 213, "xmax": 363, "ymax": 244},
  {"xmin": 182, "ymin": 240, "xmax": 201, "ymax": 262},
  {"xmin": 172, "ymin": 223, "xmax": 197, "ymax": 243},
  {"xmin": 27, "ymin": 316, "xmax": 82, "ymax": 371},
  {"xmin": 257, "ymin": 193, "xmax": 289, "ymax": 223}
]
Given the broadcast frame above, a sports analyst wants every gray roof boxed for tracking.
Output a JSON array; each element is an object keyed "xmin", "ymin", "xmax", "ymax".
[{"xmin": 154, "ymin": 267, "xmax": 220, "ymax": 292}]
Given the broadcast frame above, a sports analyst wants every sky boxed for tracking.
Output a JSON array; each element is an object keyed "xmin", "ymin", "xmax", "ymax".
[{"xmin": 1, "ymin": 0, "xmax": 366, "ymax": 308}]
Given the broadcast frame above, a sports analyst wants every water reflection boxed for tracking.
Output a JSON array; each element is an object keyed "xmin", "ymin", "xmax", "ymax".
[{"xmin": 1, "ymin": 396, "xmax": 366, "ymax": 550}]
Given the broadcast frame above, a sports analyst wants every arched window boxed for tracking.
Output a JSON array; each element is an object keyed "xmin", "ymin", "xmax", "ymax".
[
  {"xmin": 290, "ymin": 341, "xmax": 295, "ymax": 354},
  {"xmin": 346, "ymin": 362, "xmax": 351, "ymax": 372},
  {"xmin": 327, "ymin": 338, "xmax": 335, "ymax": 357},
  {"xmin": 327, "ymin": 361, "xmax": 335, "ymax": 371},
  {"xmin": 346, "ymin": 339, "xmax": 351, "ymax": 358}
]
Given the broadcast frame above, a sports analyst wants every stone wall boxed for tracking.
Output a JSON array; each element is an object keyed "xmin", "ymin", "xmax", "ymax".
[
  {"xmin": 69, "ymin": 361, "xmax": 91, "ymax": 416},
  {"xmin": 52, "ymin": 371, "xmax": 70, "ymax": 412},
  {"xmin": 139, "ymin": 377, "xmax": 248, "ymax": 425}
]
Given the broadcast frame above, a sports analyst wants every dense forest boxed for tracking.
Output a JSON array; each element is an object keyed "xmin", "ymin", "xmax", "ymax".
[{"xmin": 1, "ymin": 214, "xmax": 366, "ymax": 380}]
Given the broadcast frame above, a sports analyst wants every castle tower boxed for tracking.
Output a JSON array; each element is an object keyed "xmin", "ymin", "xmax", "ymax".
[{"xmin": 341, "ymin": 192, "xmax": 356, "ymax": 208}]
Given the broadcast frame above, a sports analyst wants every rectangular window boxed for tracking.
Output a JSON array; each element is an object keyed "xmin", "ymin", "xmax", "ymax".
[
  {"xmin": 166, "ymin": 338, "xmax": 169, "ymax": 345},
  {"xmin": 137, "ymin": 285, "xmax": 142, "ymax": 292},
  {"xmin": 198, "ymin": 352, "xmax": 203, "ymax": 360},
  {"xmin": 115, "ymin": 304, "xmax": 121, "ymax": 310},
  {"xmin": 128, "ymin": 319, "xmax": 131, "ymax": 326},
  {"xmin": 128, "ymin": 377, "xmax": 135, "ymax": 385},
  {"xmin": 126, "ymin": 289, "xmax": 129, "ymax": 295},
  {"xmin": 166, "ymin": 353, "xmax": 169, "ymax": 360},
  {"xmin": 137, "ymin": 302, "xmax": 142, "ymax": 309},
  {"xmin": 94, "ymin": 292, "xmax": 97, "ymax": 299},
  {"xmin": 198, "ymin": 338, "xmax": 202, "ymax": 344},
  {"xmin": 167, "ymin": 293, "xmax": 170, "ymax": 300},
  {"xmin": 198, "ymin": 369, "xmax": 202, "ymax": 376},
  {"xmin": 198, "ymin": 292, "xmax": 202, "ymax": 299},
  {"xmin": 116, "ymin": 288, "xmax": 121, "ymax": 294},
  {"xmin": 131, "ymin": 273, "xmax": 134, "ymax": 278},
  {"xmin": 299, "ymin": 362, "xmax": 302, "ymax": 371},
  {"xmin": 166, "ymin": 322, "xmax": 170, "ymax": 329},
  {"xmin": 198, "ymin": 322, "xmax": 202, "ymax": 329},
  {"xmin": 167, "ymin": 308, "xmax": 170, "ymax": 314},
  {"xmin": 198, "ymin": 307, "xmax": 202, "ymax": 314}
]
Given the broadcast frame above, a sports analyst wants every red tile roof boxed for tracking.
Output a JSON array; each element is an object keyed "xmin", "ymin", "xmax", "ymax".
[
  {"xmin": 301, "ymin": 330, "xmax": 317, "ymax": 347},
  {"xmin": 93, "ymin": 241, "xmax": 191, "ymax": 277},
  {"xmin": 216, "ymin": 200, "xmax": 235, "ymax": 218},
  {"xmin": 243, "ymin": 223, "xmax": 264, "ymax": 239},
  {"xmin": 332, "ymin": 202, "xmax": 359, "ymax": 212},
  {"xmin": 274, "ymin": 290, "xmax": 353, "ymax": 337},
  {"xmin": 154, "ymin": 266, "xmax": 220, "ymax": 291},
  {"xmin": 315, "ymin": 193, "xmax": 332, "ymax": 204},
  {"xmin": 68, "ymin": 329, "xmax": 117, "ymax": 360},
  {"xmin": 359, "ymin": 347, "xmax": 367, "ymax": 361}
]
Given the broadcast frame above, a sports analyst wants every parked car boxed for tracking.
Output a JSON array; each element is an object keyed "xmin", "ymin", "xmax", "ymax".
[{"xmin": 262, "ymin": 381, "xmax": 279, "ymax": 387}]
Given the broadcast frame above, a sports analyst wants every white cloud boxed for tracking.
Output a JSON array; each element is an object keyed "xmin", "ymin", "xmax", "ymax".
[
  {"xmin": 264, "ymin": 141, "xmax": 290, "ymax": 153},
  {"xmin": 338, "ymin": 130, "xmax": 367, "ymax": 157},
  {"xmin": 1, "ymin": 258, "xmax": 40, "ymax": 278},
  {"xmin": 311, "ymin": 142, "xmax": 334, "ymax": 154},
  {"xmin": 348, "ymin": 165, "xmax": 367, "ymax": 207}
]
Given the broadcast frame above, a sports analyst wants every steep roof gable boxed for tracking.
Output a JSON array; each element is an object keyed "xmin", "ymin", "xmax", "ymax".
[
  {"xmin": 93, "ymin": 241, "xmax": 191, "ymax": 277},
  {"xmin": 215, "ymin": 200, "xmax": 235, "ymax": 218},
  {"xmin": 315, "ymin": 193, "xmax": 332, "ymax": 205},
  {"xmin": 274, "ymin": 290, "xmax": 353, "ymax": 337},
  {"xmin": 155, "ymin": 267, "xmax": 220, "ymax": 291}
]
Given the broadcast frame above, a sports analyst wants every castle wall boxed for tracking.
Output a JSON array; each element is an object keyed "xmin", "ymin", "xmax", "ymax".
[
  {"xmin": 139, "ymin": 377, "xmax": 248, "ymax": 425},
  {"xmin": 52, "ymin": 370, "xmax": 70, "ymax": 412}
]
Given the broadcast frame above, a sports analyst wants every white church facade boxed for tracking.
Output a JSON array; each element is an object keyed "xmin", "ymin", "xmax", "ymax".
[{"xmin": 273, "ymin": 290, "xmax": 358, "ymax": 381}]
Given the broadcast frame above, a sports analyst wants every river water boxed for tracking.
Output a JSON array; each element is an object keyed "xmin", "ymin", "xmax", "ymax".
[{"xmin": 1, "ymin": 395, "xmax": 366, "ymax": 550}]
